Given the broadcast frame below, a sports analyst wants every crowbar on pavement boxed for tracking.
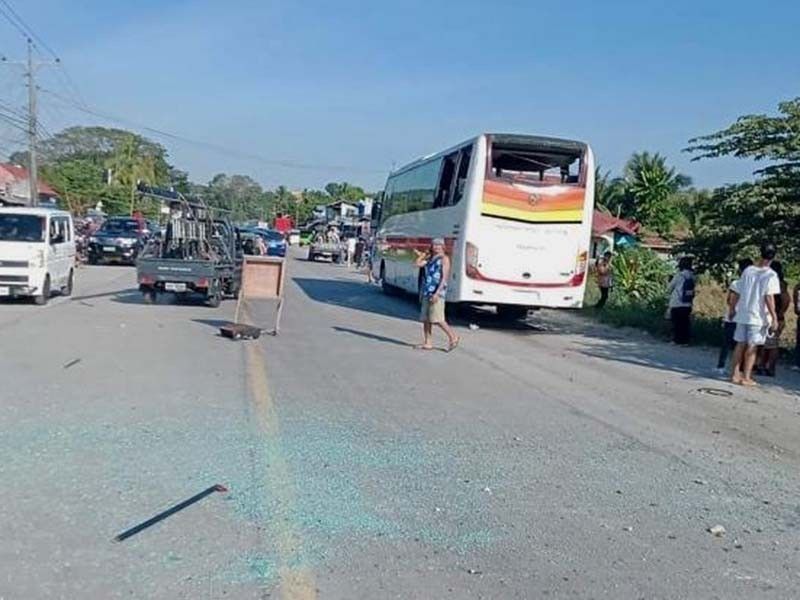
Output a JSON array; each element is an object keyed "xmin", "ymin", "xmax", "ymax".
[{"xmin": 114, "ymin": 484, "xmax": 228, "ymax": 542}]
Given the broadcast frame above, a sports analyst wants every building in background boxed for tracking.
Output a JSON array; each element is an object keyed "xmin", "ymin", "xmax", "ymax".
[{"xmin": 0, "ymin": 163, "xmax": 60, "ymax": 207}]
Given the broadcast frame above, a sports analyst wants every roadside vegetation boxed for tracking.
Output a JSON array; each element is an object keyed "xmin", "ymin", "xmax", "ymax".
[
  {"xmin": 585, "ymin": 97, "xmax": 800, "ymax": 357},
  {"xmin": 9, "ymin": 126, "xmax": 369, "ymax": 222}
]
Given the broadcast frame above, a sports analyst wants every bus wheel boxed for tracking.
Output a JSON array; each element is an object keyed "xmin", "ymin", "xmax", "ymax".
[
  {"xmin": 497, "ymin": 305, "xmax": 530, "ymax": 321},
  {"xmin": 380, "ymin": 263, "xmax": 394, "ymax": 295}
]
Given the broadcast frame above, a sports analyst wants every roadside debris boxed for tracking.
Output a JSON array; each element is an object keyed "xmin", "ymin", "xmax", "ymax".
[
  {"xmin": 114, "ymin": 484, "xmax": 228, "ymax": 542},
  {"xmin": 63, "ymin": 358, "xmax": 82, "ymax": 369},
  {"xmin": 468, "ymin": 323, "xmax": 480, "ymax": 331},
  {"xmin": 622, "ymin": 526, "xmax": 633, "ymax": 532},
  {"xmin": 708, "ymin": 525, "xmax": 726, "ymax": 537},
  {"xmin": 693, "ymin": 479, "xmax": 707, "ymax": 485}
]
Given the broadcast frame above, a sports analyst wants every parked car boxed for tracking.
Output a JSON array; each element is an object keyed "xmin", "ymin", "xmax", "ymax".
[
  {"xmin": 88, "ymin": 217, "xmax": 149, "ymax": 265},
  {"xmin": 239, "ymin": 227, "xmax": 287, "ymax": 257},
  {"xmin": 0, "ymin": 207, "xmax": 76, "ymax": 305}
]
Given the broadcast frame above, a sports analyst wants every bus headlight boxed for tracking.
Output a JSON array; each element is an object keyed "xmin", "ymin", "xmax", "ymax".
[{"xmin": 465, "ymin": 242, "xmax": 480, "ymax": 277}]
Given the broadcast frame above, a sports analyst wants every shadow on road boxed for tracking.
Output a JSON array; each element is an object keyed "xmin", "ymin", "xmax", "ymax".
[
  {"xmin": 71, "ymin": 288, "xmax": 139, "ymax": 303},
  {"xmin": 293, "ymin": 277, "xmax": 418, "ymax": 321},
  {"xmin": 193, "ymin": 318, "xmax": 234, "ymax": 330},
  {"xmin": 576, "ymin": 334, "xmax": 800, "ymax": 395},
  {"xmin": 332, "ymin": 326, "xmax": 413, "ymax": 348}
]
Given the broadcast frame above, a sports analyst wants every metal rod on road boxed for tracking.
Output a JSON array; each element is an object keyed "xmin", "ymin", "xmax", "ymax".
[{"xmin": 113, "ymin": 483, "xmax": 228, "ymax": 542}]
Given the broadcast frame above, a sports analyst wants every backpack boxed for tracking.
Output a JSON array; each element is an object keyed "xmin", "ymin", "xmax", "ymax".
[{"xmin": 681, "ymin": 273, "xmax": 696, "ymax": 304}]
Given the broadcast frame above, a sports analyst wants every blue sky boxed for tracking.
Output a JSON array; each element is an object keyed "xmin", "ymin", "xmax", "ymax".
[{"xmin": 1, "ymin": 0, "xmax": 798, "ymax": 191}]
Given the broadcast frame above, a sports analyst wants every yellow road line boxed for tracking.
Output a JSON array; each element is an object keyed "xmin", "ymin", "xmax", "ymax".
[{"xmin": 244, "ymin": 319, "xmax": 317, "ymax": 600}]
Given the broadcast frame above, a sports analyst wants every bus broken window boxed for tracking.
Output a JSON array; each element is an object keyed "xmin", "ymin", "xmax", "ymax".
[{"xmin": 489, "ymin": 138, "xmax": 584, "ymax": 187}]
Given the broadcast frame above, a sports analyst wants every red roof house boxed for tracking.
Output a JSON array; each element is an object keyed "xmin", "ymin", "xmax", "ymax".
[{"xmin": 0, "ymin": 163, "xmax": 59, "ymax": 206}]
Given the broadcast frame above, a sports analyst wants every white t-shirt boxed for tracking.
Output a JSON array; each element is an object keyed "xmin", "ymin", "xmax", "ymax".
[
  {"xmin": 723, "ymin": 279, "xmax": 741, "ymax": 323},
  {"xmin": 733, "ymin": 265, "xmax": 780, "ymax": 327}
]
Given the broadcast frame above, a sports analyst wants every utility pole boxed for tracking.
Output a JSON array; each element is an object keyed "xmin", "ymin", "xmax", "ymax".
[
  {"xmin": 26, "ymin": 38, "xmax": 38, "ymax": 206},
  {"xmin": 2, "ymin": 39, "xmax": 57, "ymax": 207}
]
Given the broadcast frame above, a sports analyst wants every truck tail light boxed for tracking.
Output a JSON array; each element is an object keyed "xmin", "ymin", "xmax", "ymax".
[
  {"xmin": 138, "ymin": 274, "xmax": 155, "ymax": 285},
  {"xmin": 465, "ymin": 242, "xmax": 479, "ymax": 277},
  {"xmin": 570, "ymin": 251, "xmax": 588, "ymax": 286},
  {"xmin": 196, "ymin": 277, "xmax": 209, "ymax": 288}
]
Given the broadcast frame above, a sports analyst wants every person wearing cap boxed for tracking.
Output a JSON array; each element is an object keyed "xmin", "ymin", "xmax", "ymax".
[{"xmin": 413, "ymin": 238, "xmax": 460, "ymax": 352}]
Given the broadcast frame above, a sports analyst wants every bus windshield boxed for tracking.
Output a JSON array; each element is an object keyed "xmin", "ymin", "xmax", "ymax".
[{"xmin": 0, "ymin": 214, "xmax": 46, "ymax": 242}]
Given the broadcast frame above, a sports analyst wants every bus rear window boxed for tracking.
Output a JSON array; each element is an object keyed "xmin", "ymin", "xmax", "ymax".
[{"xmin": 489, "ymin": 142, "xmax": 583, "ymax": 186}]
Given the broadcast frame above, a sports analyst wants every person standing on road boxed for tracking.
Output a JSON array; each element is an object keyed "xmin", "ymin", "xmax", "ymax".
[
  {"xmin": 794, "ymin": 280, "xmax": 800, "ymax": 372},
  {"xmin": 413, "ymin": 238, "xmax": 460, "ymax": 352},
  {"xmin": 729, "ymin": 242, "xmax": 780, "ymax": 386},
  {"xmin": 346, "ymin": 236, "xmax": 357, "ymax": 268},
  {"xmin": 757, "ymin": 261, "xmax": 791, "ymax": 377},
  {"xmin": 595, "ymin": 251, "xmax": 613, "ymax": 308},
  {"xmin": 716, "ymin": 258, "xmax": 752, "ymax": 375},
  {"xmin": 667, "ymin": 257, "xmax": 695, "ymax": 345}
]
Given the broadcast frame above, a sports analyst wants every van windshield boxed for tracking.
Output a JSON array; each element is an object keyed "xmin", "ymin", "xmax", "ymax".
[{"xmin": 0, "ymin": 214, "xmax": 46, "ymax": 242}]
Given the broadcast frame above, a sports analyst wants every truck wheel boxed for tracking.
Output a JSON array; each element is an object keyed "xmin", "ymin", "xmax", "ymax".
[
  {"xmin": 88, "ymin": 254, "xmax": 98, "ymax": 265},
  {"xmin": 142, "ymin": 288, "xmax": 157, "ymax": 304},
  {"xmin": 307, "ymin": 251, "xmax": 315, "ymax": 261},
  {"xmin": 62, "ymin": 269, "xmax": 74, "ymax": 297},
  {"xmin": 34, "ymin": 275, "xmax": 51, "ymax": 306}
]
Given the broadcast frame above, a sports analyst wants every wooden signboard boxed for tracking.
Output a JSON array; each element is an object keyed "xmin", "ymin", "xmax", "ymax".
[{"xmin": 226, "ymin": 256, "xmax": 287, "ymax": 338}]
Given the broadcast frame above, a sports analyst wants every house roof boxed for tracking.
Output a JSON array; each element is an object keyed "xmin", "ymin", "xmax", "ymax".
[
  {"xmin": 0, "ymin": 163, "xmax": 58, "ymax": 196},
  {"xmin": 591, "ymin": 209, "xmax": 639, "ymax": 236}
]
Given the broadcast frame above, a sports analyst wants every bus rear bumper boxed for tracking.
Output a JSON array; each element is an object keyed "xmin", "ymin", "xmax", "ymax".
[{"xmin": 457, "ymin": 283, "xmax": 585, "ymax": 309}]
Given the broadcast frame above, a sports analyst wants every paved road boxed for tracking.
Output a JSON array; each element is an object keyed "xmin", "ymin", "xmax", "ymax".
[{"xmin": 2, "ymin": 253, "xmax": 800, "ymax": 599}]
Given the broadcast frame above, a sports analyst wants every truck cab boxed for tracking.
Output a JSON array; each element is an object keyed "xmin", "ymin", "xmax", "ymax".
[{"xmin": 0, "ymin": 207, "xmax": 76, "ymax": 305}]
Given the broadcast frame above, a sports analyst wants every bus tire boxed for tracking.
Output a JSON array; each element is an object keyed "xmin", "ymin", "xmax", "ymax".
[
  {"xmin": 380, "ymin": 263, "xmax": 395, "ymax": 296},
  {"xmin": 497, "ymin": 305, "xmax": 530, "ymax": 321}
]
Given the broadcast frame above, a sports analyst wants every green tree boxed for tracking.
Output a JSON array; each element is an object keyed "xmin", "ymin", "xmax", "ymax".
[
  {"xmin": 620, "ymin": 152, "xmax": 691, "ymax": 237},
  {"xmin": 685, "ymin": 97, "xmax": 800, "ymax": 266},
  {"xmin": 611, "ymin": 246, "xmax": 673, "ymax": 306},
  {"xmin": 106, "ymin": 135, "xmax": 167, "ymax": 215},
  {"xmin": 594, "ymin": 166, "xmax": 625, "ymax": 215},
  {"xmin": 324, "ymin": 181, "xmax": 367, "ymax": 203},
  {"xmin": 203, "ymin": 173, "xmax": 266, "ymax": 222},
  {"xmin": 41, "ymin": 158, "xmax": 104, "ymax": 215}
]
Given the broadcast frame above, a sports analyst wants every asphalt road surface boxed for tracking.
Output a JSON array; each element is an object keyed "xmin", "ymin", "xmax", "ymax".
[{"xmin": 2, "ymin": 251, "xmax": 800, "ymax": 599}]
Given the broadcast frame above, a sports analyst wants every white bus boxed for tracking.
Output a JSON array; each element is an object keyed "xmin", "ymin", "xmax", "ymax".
[{"xmin": 373, "ymin": 133, "xmax": 595, "ymax": 317}]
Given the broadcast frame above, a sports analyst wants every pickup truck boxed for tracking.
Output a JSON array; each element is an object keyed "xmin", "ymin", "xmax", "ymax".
[
  {"xmin": 136, "ymin": 255, "xmax": 239, "ymax": 307},
  {"xmin": 134, "ymin": 186, "xmax": 241, "ymax": 307},
  {"xmin": 307, "ymin": 240, "xmax": 343, "ymax": 263}
]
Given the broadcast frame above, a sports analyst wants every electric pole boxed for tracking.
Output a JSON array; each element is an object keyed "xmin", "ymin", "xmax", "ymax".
[
  {"xmin": 2, "ymin": 38, "xmax": 57, "ymax": 207},
  {"xmin": 26, "ymin": 38, "xmax": 38, "ymax": 206}
]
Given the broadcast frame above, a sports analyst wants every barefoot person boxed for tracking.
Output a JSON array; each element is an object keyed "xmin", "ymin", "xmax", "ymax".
[
  {"xmin": 729, "ymin": 243, "xmax": 780, "ymax": 386},
  {"xmin": 715, "ymin": 258, "xmax": 752, "ymax": 375},
  {"xmin": 413, "ymin": 238, "xmax": 460, "ymax": 352},
  {"xmin": 757, "ymin": 261, "xmax": 791, "ymax": 377}
]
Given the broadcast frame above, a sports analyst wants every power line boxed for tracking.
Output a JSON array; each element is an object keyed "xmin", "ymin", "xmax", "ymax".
[
  {"xmin": 0, "ymin": 0, "xmax": 58, "ymax": 58},
  {"xmin": 41, "ymin": 87, "xmax": 386, "ymax": 175},
  {"xmin": 0, "ymin": 2, "xmax": 27, "ymax": 40}
]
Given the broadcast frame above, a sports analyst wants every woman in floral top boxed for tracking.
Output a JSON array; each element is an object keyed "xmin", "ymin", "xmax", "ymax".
[{"xmin": 413, "ymin": 238, "xmax": 460, "ymax": 352}]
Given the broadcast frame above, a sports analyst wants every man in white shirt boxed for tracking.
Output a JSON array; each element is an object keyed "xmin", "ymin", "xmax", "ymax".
[
  {"xmin": 729, "ymin": 243, "xmax": 780, "ymax": 386},
  {"xmin": 715, "ymin": 258, "xmax": 752, "ymax": 374}
]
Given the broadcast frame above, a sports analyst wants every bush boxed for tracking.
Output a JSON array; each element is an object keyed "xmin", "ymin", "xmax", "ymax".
[{"xmin": 610, "ymin": 246, "xmax": 673, "ymax": 306}]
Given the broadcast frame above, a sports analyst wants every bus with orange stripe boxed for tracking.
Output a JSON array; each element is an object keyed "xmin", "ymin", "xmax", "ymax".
[{"xmin": 374, "ymin": 134, "xmax": 595, "ymax": 316}]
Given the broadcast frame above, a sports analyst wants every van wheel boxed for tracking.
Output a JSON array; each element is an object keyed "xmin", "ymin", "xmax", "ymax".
[
  {"xmin": 62, "ymin": 270, "xmax": 74, "ymax": 296},
  {"xmin": 34, "ymin": 275, "xmax": 51, "ymax": 306}
]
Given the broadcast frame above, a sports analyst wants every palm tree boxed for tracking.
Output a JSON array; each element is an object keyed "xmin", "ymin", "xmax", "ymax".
[
  {"xmin": 594, "ymin": 166, "xmax": 626, "ymax": 216},
  {"xmin": 106, "ymin": 135, "xmax": 158, "ymax": 215},
  {"xmin": 621, "ymin": 152, "xmax": 691, "ymax": 236}
]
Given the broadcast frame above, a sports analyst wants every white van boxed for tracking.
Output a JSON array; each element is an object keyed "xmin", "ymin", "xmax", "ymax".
[{"xmin": 0, "ymin": 207, "xmax": 76, "ymax": 305}]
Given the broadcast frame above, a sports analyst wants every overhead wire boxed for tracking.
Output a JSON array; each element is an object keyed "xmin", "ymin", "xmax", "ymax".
[{"xmin": 40, "ymin": 87, "xmax": 386, "ymax": 175}]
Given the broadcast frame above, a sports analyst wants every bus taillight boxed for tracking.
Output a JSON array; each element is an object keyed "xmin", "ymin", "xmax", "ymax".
[
  {"xmin": 465, "ymin": 242, "xmax": 479, "ymax": 277},
  {"xmin": 570, "ymin": 251, "xmax": 589, "ymax": 286}
]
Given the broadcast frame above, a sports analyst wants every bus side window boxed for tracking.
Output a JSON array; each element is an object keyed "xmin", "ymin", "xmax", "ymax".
[
  {"xmin": 451, "ymin": 147, "xmax": 472, "ymax": 206},
  {"xmin": 434, "ymin": 152, "xmax": 458, "ymax": 209}
]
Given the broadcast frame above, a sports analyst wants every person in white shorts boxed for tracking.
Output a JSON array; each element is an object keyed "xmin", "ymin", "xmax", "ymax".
[{"xmin": 729, "ymin": 243, "xmax": 780, "ymax": 386}]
